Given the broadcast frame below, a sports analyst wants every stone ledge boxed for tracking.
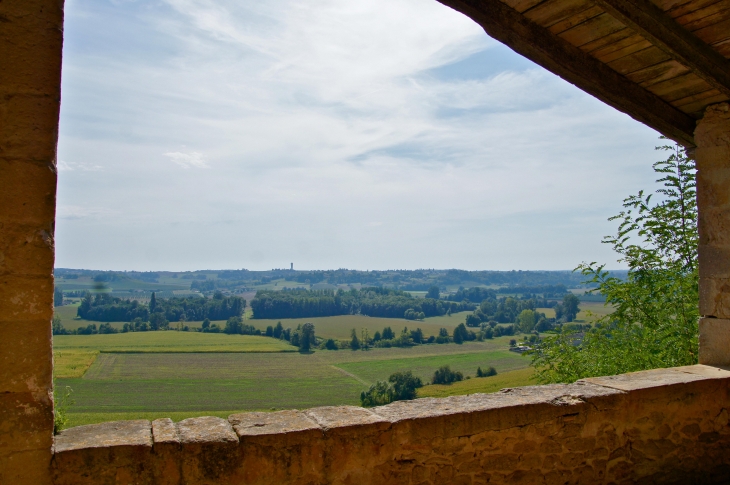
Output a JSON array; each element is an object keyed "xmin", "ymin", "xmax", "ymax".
[{"xmin": 50, "ymin": 365, "xmax": 730, "ymax": 485}]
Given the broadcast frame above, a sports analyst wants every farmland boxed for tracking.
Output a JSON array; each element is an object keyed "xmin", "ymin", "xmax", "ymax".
[{"xmin": 54, "ymin": 332, "xmax": 532, "ymax": 428}]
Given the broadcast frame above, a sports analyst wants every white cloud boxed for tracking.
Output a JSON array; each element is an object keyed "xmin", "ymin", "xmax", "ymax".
[
  {"xmin": 57, "ymin": 160, "xmax": 103, "ymax": 172},
  {"xmin": 54, "ymin": 0, "xmax": 661, "ymax": 271},
  {"xmin": 165, "ymin": 151, "xmax": 209, "ymax": 168}
]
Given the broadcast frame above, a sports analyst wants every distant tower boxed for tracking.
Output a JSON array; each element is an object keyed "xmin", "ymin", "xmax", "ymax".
[{"xmin": 290, "ymin": 263, "xmax": 293, "ymax": 271}]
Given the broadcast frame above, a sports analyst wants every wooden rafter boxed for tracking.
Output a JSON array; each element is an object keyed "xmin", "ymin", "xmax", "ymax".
[
  {"xmin": 594, "ymin": 0, "xmax": 730, "ymax": 99},
  {"xmin": 437, "ymin": 0, "xmax": 698, "ymax": 146}
]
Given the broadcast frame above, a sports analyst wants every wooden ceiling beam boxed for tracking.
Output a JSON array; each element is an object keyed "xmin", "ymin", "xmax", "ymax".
[
  {"xmin": 437, "ymin": 0, "xmax": 698, "ymax": 146},
  {"xmin": 594, "ymin": 0, "xmax": 730, "ymax": 99}
]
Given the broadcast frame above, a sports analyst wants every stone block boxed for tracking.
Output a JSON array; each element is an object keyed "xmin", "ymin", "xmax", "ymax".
[
  {"xmin": 699, "ymin": 318, "xmax": 730, "ymax": 366},
  {"xmin": 0, "ymin": 274, "xmax": 53, "ymax": 322},
  {"xmin": 0, "ymin": 391, "xmax": 53, "ymax": 453},
  {"xmin": 699, "ymin": 277, "xmax": 730, "ymax": 318},
  {"xmin": 151, "ymin": 419, "xmax": 181, "ymax": 485},
  {"xmin": 0, "ymin": 448, "xmax": 52, "ymax": 485},
  {"xmin": 230, "ymin": 409, "xmax": 321, "ymax": 444},
  {"xmin": 0, "ymin": 319, "xmax": 52, "ymax": 393},
  {"xmin": 695, "ymin": 102, "xmax": 730, "ymax": 148},
  {"xmin": 0, "ymin": 223, "xmax": 56, "ymax": 277},
  {"xmin": 152, "ymin": 418, "xmax": 179, "ymax": 446},
  {"xmin": 0, "ymin": 158, "xmax": 57, "ymax": 226},
  {"xmin": 0, "ymin": 94, "xmax": 61, "ymax": 160},
  {"xmin": 176, "ymin": 416, "xmax": 240, "ymax": 484},
  {"xmin": 53, "ymin": 420, "xmax": 154, "ymax": 485},
  {"xmin": 375, "ymin": 382, "xmax": 623, "ymax": 440},
  {"xmin": 229, "ymin": 410, "xmax": 325, "ymax": 485},
  {"xmin": 0, "ymin": 0, "xmax": 63, "ymax": 97},
  {"xmin": 304, "ymin": 406, "xmax": 392, "ymax": 484},
  {"xmin": 699, "ymin": 245, "xmax": 730, "ymax": 278}
]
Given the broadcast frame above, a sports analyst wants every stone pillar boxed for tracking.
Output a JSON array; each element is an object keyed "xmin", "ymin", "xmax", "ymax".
[
  {"xmin": 696, "ymin": 102, "xmax": 730, "ymax": 366},
  {"xmin": 0, "ymin": 1, "xmax": 64, "ymax": 484}
]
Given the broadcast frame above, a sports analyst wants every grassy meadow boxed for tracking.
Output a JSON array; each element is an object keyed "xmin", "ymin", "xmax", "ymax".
[{"xmin": 53, "ymin": 330, "xmax": 533, "ymax": 428}]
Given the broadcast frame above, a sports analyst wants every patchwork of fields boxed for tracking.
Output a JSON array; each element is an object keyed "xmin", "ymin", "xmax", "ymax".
[{"xmin": 54, "ymin": 332, "xmax": 532, "ymax": 428}]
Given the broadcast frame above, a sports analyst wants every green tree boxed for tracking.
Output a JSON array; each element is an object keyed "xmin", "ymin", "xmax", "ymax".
[
  {"xmin": 54, "ymin": 287, "xmax": 64, "ymax": 307},
  {"xmin": 561, "ymin": 294, "xmax": 580, "ymax": 322},
  {"xmin": 432, "ymin": 365, "xmax": 463, "ymax": 384},
  {"xmin": 52, "ymin": 315, "xmax": 67, "ymax": 335},
  {"xmin": 517, "ymin": 309, "xmax": 536, "ymax": 333},
  {"xmin": 350, "ymin": 328, "xmax": 361, "ymax": 350},
  {"xmin": 324, "ymin": 338, "xmax": 338, "ymax": 350},
  {"xmin": 149, "ymin": 292, "xmax": 157, "ymax": 313},
  {"xmin": 531, "ymin": 143, "xmax": 698, "ymax": 383},
  {"xmin": 389, "ymin": 371, "xmax": 423, "ymax": 400},
  {"xmin": 299, "ymin": 322, "xmax": 315, "ymax": 352},
  {"xmin": 426, "ymin": 286, "xmax": 440, "ymax": 299},
  {"xmin": 360, "ymin": 381, "xmax": 394, "ymax": 407},
  {"xmin": 453, "ymin": 323, "xmax": 469, "ymax": 344},
  {"xmin": 224, "ymin": 316, "xmax": 243, "ymax": 334}
]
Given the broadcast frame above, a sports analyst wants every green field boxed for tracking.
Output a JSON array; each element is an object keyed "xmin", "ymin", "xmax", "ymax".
[
  {"xmin": 251, "ymin": 312, "xmax": 471, "ymax": 340},
  {"xmin": 418, "ymin": 367, "xmax": 536, "ymax": 398},
  {"xmin": 54, "ymin": 331, "xmax": 531, "ymax": 428}
]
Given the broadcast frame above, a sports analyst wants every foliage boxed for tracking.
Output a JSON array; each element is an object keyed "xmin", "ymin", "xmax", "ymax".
[
  {"xmin": 476, "ymin": 366, "xmax": 497, "ymax": 377},
  {"xmin": 251, "ymin": 287, "xmax": 472, "ymax": 320},
  {"xmin": 432, "ymin": 365, "xmax": 463, "ymax": 384},
  {"xmin": 54, "ymin": 385, "xmax": 74, "ymax": 434},
  {"xmin": 54, "ymin": 286, "xmax": 65, "ymax": 307},
  {"xmin": 531, "ymin": 143, "xmax": 699, "ymax": 383},
  {"xmin": 77, "ymin": 292, "xmax": 246, "ymax": 323},
  {"xmin": 349, "ymin": 328, "xmax": 361, "ymax": 350},
  {"xmin": 426, "ymin": 286, "xmax": 440, "ymax": 299},
  {"xmin": 360, "ymin": 381, "xmax": 394, "ymax": 407},
  {"xmin": 360, "ymin": 371, "xmax": 423, "ymax": 407},
  {"xmin": 223, "ymin": 316, "xmax": 261, "ymax": 335},
  {"xmin": 298, "ymin": 322, "xmax": 316, "ymax": 352},
  {"xmin": 389, "ymin": 371, "xmax": 423, "ymax": 400}
]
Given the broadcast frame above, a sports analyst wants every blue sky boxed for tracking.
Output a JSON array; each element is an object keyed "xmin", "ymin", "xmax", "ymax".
[{"xmin": 56, "ymin": 0, "xmax": 663, "ymax": 271}]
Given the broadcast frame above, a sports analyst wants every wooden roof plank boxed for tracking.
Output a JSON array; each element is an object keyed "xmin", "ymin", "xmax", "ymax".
[
  {"xmin": 675, "ymin": 2, "xmax": 730, "ymax": 30},
  {"xmin": 646, "ymin": 72, "xmax": 713, "ymax": 101},
  {"xmin": 523, "ymin": 0, "xmax": 594, "ymax": 27},
  {"xmin": 673, "ymin": 87, "xmax": 725, "ymax": 107},
  {"xmin": 592, "ymin": 35, "xmax": 653, "ymax": 63},
  {"xmin": 666, "ymin": 0, "xmax": 726, "ymax": 19},
  {"xmin": 437, "ymin": 0, "xmax": 697, "ymax": 145},
  {"xmin": 692, "ymin": 16, "xmax": 730, "ymax": 44},
  {"xmin": 558, "ymin": 13, "xmax": 628, "ymax": 47},
  {"xmin": 608, "ymin": 46, "xmax": 673, "ymax": 75},
  {"xmin": 579, "ymin": 26, "xmax": 634, "ymax": 53},
  {"xmin": 501, "ymin": 0, "xmax": 546, "ymax": 13},
  {"xmin": 548, "ymin": 6, "xmax": 604, "ymax": 34},
  {"xmin": 630, "ymin": 59, "xmax": 691, "ymax": 85},
  {"xmin": 676, "ymin": 91, "xmax": 729, "ymax": 114},
  {"xmin": 594, "ymin": 0, "xmax": 730, "ymax": 97}
]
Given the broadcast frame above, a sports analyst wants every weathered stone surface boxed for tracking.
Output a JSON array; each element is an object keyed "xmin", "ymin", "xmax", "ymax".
[
  {"xmin": 0, "ymin": 274, "xmax": 54, "ymax": 322},
  {"xmin": 0, "ymin": 319, "xmax": 52, "ymax": 393},
  {"xmin": 47, "ymin": 365, "xmax": 730, "ymax": 484},
  {"xmin": 152, "ymin": 418, "xmax": 179, "ymax": 445},
  {"xmin": 699, "ymin": 318, "xmax": 730, "ymax": 366},
  {"xmin": 52, "ymin": 421, "xmax": 153, "ymax": 485},
  {"xmin": 176, "ymin": 416, "xmax": 238, "ymax": 444},
  {"xmin": 54, "ymin": 420, "xmax": 152, "ymax": 453},
  {"xmin": 305, "ymin": 405, "xmax": 389, "ymax": 430},
  {"xmin": 696, "ymin": 102, "xmax": 730, "ymax": 325},
  {"xmin": 177, "ymin": 416, "xmax": 240, "ymax": 483}
]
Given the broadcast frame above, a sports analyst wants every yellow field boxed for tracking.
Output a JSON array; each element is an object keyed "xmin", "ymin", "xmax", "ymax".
[
  {"xmin": 53, "ymin": 332, "xmax": 297, "ymax": 353},
  {"xmin": 417, "ymin": 367, "xmax": 536, "ymax": 398},
  {"xmin": 54, "ymin": 350, "xmax": 99, "ymax": 378},
  {"xmin": 536, "ymin": 301, "xmax": 613, "ymax": 323}
]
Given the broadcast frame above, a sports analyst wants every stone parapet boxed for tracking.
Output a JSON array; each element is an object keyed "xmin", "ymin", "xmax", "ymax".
[{"xmin": 51, "ymin": 365, "xmax": 730, "ymax": 485}]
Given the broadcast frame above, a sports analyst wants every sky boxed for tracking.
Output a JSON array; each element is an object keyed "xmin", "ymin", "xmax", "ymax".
[{"xmin": 56, "ymin": 0, "xmax": 664, "ymax": 272}]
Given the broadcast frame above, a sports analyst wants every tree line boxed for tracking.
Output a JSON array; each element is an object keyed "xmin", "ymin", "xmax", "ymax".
[
  {"xmin": 250, "ymin": 287, "xmax": 474, "ymax": 320},
  {"xmin": 76, "ymin": 291, "xmax": 246, "ymax": 323}
]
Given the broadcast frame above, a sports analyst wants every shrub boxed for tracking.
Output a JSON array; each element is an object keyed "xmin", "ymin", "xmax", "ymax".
[
  {"xmin": 476, "ymin": 366, "xmax": 498, "ymax": 377},
  {"xmin": 360, "ymin": 381, "xmax": 394, "ymax": 407},
  {"xmin": 432, "ymin": 365, "xmax": 463, "ymax": 385},
  {"xmin": 389, "ymin": 371, "xmax": 423, "ymax": 400}
]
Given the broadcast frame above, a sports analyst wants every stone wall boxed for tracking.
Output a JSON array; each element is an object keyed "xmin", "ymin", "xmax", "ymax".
[
  {"xmin": 52, "ymin": 365, "xmax": 730, "ymax": 485},
  {"xmin": 696, "ymin": 102, "xmax": 730, "ymax": 366},
  {"xmin": 0, "ymin": 1, "xmax": 63, "ymax": 484}
]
